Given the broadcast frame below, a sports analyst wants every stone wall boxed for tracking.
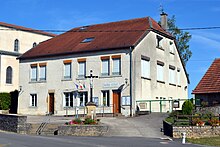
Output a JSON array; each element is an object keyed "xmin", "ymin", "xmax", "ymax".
[
  {"xmin": 196, "ymin": 106, "xmax": 220, "ymax": 116},
  {"xmin": 0, "ymin": 114, "xmax": 27, "ymax": 134},
  {"xmin": 173, "ymin": 126, "xmax": 220, "ymax": 138},
  {"xmin": 58, "ymin": 125, "xmax": 108, "ymax": 136}
]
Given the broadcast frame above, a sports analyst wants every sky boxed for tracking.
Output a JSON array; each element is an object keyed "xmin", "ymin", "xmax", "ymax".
[{"xmin": 1, "ymin": 0, "xmax": 220, "ymax": 98}]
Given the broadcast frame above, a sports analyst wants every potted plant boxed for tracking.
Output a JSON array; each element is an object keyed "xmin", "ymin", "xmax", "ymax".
[
  {"xmin": 192, "ymin": 118, "xmax": 205, "ymax": 126},
  {"xmin": 208, "ymin": 118, "xmax": 220, "ymax": 127}
]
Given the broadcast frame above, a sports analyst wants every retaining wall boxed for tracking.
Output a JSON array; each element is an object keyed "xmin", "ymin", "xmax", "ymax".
[{"xmin": 58, "ymin": 125, "xmax": 108, "ymax": 136}]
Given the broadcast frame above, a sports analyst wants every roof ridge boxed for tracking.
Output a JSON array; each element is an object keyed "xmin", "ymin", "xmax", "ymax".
[{"xmin": 0, "ymin": 21, "xmax": 56, "ymax": 37}]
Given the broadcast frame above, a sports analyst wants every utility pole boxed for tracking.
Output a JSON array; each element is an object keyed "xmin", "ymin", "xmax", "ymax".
[{"xmin": 85, "ymin": 70, "xmax": 98, "ymax": 103}]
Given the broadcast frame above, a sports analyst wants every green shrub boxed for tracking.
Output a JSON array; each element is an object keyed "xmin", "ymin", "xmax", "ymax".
[
  {"xmin": 0, "ymin": 93, "xmax": 11, "ymax": 110},
  {"xmin": 182, "ymin": 100, "xmax": 193, "ymax": 115},
  {"xmin": 84, "ymin": 118, "xmax": 96, "ymax": 125}
]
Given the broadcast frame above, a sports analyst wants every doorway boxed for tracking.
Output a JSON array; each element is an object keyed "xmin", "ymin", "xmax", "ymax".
[
  {"xmin": 48, "ymin": 93, "xmax": 55, "ymax": 115},
  {"xmin": 113, "ymin": 90, "xmax": 121, "ymax": 114}
]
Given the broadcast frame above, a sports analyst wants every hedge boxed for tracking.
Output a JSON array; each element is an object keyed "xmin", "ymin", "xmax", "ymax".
[{"xmin": 0, "ymin": 93, "xmax": 11, "ymax": 110}]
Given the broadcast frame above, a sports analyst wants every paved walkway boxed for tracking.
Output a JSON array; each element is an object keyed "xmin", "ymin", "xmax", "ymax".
[
  {"xmin": 100, "ymin": 113, "xmax": 168, "ymax": 138},
  {"xmin": 27, "ymin": 113, "xmax": 168, "ymax": 138}
]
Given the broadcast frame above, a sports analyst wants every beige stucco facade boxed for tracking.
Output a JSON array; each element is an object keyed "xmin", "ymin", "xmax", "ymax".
[
  {"xmin": 18, "ymin": 31, "xmax": 188, "ymax": 116},
  {"xmin": 0, "ymin": 25, "xmax": 54, "ymax": 92}
]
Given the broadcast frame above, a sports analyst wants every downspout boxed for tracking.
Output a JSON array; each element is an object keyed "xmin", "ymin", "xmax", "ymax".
[{"xmin": 129, "ymin": 46, "xmax": 133, "ymax": 117}]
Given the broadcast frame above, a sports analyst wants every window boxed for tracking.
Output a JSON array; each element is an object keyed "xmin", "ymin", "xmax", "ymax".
[
  {"xmin": 102, "ymin": 91, "xmax": 110, "ymax": 106},
  {"xmin": 157, "ymin": 61, "xmax": 164, "ymax": 82},
  {"xmin": 78, "ymin": 61, "xmax": 86, "ymax": 78},
  {"xmin": 30, "ymin": 94, "xmax": 37, "ymax": 107},
  {"xmin": 6, "ymin": 66, "xmax": 12, "ymax": 84},
  {"xmin": 112, "ymin": 57, "xmax": 121, "ymax": 75},
  {"xmin": 64, "ymin": 62, "xmax": 71, "ymax": 79},
  {"xmin": 141, "ymin": 56, "xmax": 150, "ymax": 79},
  {"xmin": 64, "ymin": 92, "xmax": 74, "ymax": 107},
  {"xmin": 14, "ymin": 39, "xmax": 19, "ymax": 52},
  {"xmin": 156, "ymin": 35, "xmax": 163, "ymax": 48},
  {"xmin": 31, "ymin": 65, "xmax": 37, "ymax": 81},
  {"xmin": 39, "ymin": 65, "xmax": 46, "ymax": 81},
  {"xmin": 101, "ymin": 59, "xmax": 110, "ymax": 76},
  {"xmin": 79, "ymin": 92, "xmax": 88, "ymax": 106},
  {"xmin": 169, "ymin": 65, "xmax": 176, "ymax": 84},
  {"xmin": 81, "ymin": 37, "xmax": 94, "ymax": 43},
  {"xmin": 170, "ymin": 41, "xmax": 175, "ymax": 54},
  {"xmin": 177, "ymin": 69, "xmax": 181, "ymax": 86},
  {"xmin": 33, "ymin": 42, "xmax": 37, "ymax": 48}
]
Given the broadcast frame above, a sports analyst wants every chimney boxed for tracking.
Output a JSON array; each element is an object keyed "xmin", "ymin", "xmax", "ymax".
[{"xmin": 160, "ymin": 12, "xmax": 168, "ymax": 30}]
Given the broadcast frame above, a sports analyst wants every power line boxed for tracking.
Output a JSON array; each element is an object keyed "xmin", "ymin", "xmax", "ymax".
[{"xmin": 1, "ymin": 26, "xmax": 220, "ymax": 33}]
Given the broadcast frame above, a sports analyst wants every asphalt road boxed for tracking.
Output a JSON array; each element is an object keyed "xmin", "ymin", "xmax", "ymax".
[{"xmin": 0, "ymin": 132, "xmax": 203, "ymax": 147}]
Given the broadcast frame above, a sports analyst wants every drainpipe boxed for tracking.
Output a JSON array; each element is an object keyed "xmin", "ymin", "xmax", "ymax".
[{"xmin": 129, "ymin": 46, "xmax": 133, "ymax": 117}]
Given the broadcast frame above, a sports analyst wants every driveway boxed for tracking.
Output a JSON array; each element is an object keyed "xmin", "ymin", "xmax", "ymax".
[{"xmin": 100, "ymin": 113, "xmax": 169, "ymax": 138}]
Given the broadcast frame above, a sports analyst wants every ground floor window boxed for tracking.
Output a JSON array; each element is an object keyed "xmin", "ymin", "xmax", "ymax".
[
  {"xmin": 79, "ymin": 92, "xmax": 88, "ymax": 106},
  {"xmin": 30, "ymin": 94, "xmax": 37, "ymax": 107},
  {"xmin": 64, "ymin": 92, "xmax": 74, "ymax": 107},
  {"xmin": 102, "ymin": 90, "xmax": 110, "ymax": 106}
]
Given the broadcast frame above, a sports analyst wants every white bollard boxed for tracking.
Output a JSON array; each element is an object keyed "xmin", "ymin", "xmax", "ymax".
[
  {"xmin": 182, "ymin": 132, "xmax": 186, "ymax": 144},
  {"xmin": 91, "ymin": 110, "xmax": 94, "ymax": 120}
]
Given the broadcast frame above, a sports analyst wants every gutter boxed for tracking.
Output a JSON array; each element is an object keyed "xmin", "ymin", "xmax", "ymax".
[{"xmin": 129, "ymin": 46, "xmax": 134, "ymax": 116}]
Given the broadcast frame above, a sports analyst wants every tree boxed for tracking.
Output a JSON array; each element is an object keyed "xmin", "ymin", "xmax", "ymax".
[
  {"xmin": 182, "ymin": 100, "xmax": 194, "ymax": 115},
  {"xmin": 160, "ymin": 15, "xmax": 192, "ymax": 66}
]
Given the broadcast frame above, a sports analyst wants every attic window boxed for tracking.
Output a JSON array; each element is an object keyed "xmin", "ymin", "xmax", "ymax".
[{"xmin": 81, "ymin": 37, "xmax": 95, "ymax": 43}]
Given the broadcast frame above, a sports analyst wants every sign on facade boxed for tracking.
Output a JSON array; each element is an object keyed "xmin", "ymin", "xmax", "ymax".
[{"xmin": 103, "ymin": 82, "xmax": 120, "ymax": 88}]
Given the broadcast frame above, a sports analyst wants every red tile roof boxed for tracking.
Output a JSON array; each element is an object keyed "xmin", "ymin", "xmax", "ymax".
[
  {"xmin": 19, "ymin": 17, "xmax": 172, "ymax": 59},
  {"xmin": 192, "ymin": 59, "xmax": 220, "ymax": 94},
  {"xmin": 0, "ymin": 22, "xmax": 56, "ymax": 37}
]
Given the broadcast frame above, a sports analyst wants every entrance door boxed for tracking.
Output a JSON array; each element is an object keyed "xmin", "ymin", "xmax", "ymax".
[
  {"xmin": 113, "ymin": 90, "xmax": 121, "ymax": 114},
  {"xmin": 48, "ymin": 93, "xmax": 55, "ymax": 115}
]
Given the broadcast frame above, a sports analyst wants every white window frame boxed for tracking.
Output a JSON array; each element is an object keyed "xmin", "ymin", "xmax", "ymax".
[
  {"xmin": 63, "ymin": 92, "xmax": 74, "ymax": 108},
  {"xmin": 141, "ymin": 57, "xmax": 150, "ymax": 79},
  {"xmin": 39, "ymin": 65, "xmax": 46, "ymax": 81},
  {"xmin": 78, "ymin": 62, "xmax": 86, "ymax": 78},
  {"xmin": 169, "ymin": 67, "xmax": 176, "ymax": 84},
  {"xmin": 64, "ymin": 63, "xmax": 71, "ymax": 79},
  {"xmin": 30, "ymin": 94, "xmax": 37, "ymax": 107},
  {"xmin": 157, "ymin": 63, "xmax": 164, "ymax": 82},
  {"xmin": 30, "ymin": 65, "xmax": 37, "ymax": 81},
  {"xmin": 170, "ymin": 41, "xmax": 175, "ymax": 54},
  {"xmin": 102, "ymin": 90, "xmax": 110, "ymax": 107},
  {"xmin": 101, "ymin": 59, "xmax": 110, "ymax": 76},
  {"xmin": 177, "ymin": 69, "xmax": 181, "ymax": 86},
  {"xmin": 156, "ymin": 35, "xmax": 163, "ymax": 49},
  {"xmin": 112, "ymin": 58, "xmax": 121, "ymax": 76}
]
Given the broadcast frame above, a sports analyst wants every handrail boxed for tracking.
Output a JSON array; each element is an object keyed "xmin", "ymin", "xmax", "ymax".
[{"xmin": 36, "ymin": 116, "xmax": 51, "ymax": 135}]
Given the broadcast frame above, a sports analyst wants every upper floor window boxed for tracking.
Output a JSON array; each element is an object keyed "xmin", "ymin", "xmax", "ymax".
[
  {"xmin": 81, "ymin": 37, "xmax": 95, "ymax": 43},
  {"xmin": 170, "ymin": 41, "xmax": 175, "ymax": 54},
  {"xmin": 63, "ymin": 60, "xmax": 72, "ymax": 80},
  {"xmin": 169, "ymin": 65, "xmax": 176, "ymax": 85},
  {"xmin": 157, "ymin": 61, "xmax": 164, "ymax": 82},
  {"xmin": 30, "ymin": 64, "xmax": 37, "ymax": 81},
  {"xmin": 78, "ymin": 59, "xmax": 86, "ymax": 78},
  {"xmin": 101, "ymin": 56, "xmax": 110, "ymax": 76},
  {"xmin": 112, "ymin": 55, "xmax": 121, "ymax": 76},
  {"xmin": 39, "ymin": 64, "xmax": 46, "ymax": 81},
  {"xmin": 6, "ymin": 66, "xmax": 12, "ymax": 84},
  {"xmin": 141, "ymin": 56, "xmax": 150, "ymax": 79},
  {"xmin": 33, "ymin": 42, "xmax": 37, "ymax": 48},
  {"xmin": 14, "ymin": 39, "xmax": 19, "ymax": 52},
  {"xmin": 156, "ymin": 35, "xmax": 163, "ymax": 49},
  {"xmin": 177, "ymin": 68, "xmax": 181, "ymax": 86},
  {"xmin": 30, "ymin": 94, "xmax": 37, "ymax": 107}
]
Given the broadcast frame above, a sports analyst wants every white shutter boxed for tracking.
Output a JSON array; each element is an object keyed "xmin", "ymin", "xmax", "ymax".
[
  {"xmin": 141, "ymin": 59, "xmax": 150, "ymax": 78},
  {"xmin": 113, "ymin": 58, "xmax": 120, "ymax": 75},
  {"xmin": 29, "ymin": 95, "xmax": 32, "ymax": 106},
  {"xmin": 102, "ymin": 60, "xmax": 109, "ymax": 75},
  {"xmin": 157, "ymin": 65, "xmax": 164, "ymax": 81},
  {"xmin": 169, "ymin": 68, "xmax": 175, "ymax": 84},
  {"xmin": 63, "ymin": 93, "xmax": 66, "ymax": 107},
  {"xmin": 40, "ymin": 66, "xmax": 46, "ymax": 80},
  {"xmin": 177, "ymin": 70, "xmax": 180, "ymax": 85}
]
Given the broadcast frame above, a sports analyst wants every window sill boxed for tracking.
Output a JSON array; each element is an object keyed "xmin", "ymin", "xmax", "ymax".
[
  {"xmin": 61, "ymin": 78, "xmax": 72, "ymax": 81},
  {"xmin": 5, "ymin": 83, "xmax": 13, "ymax": 86},
  {"xmin": 169, "ymin": 83, "xmax": 176, "ymax": 86},
  {"xmin": 111, "ymin": 74, "xmax": 122, "ymax": 77},
  {"xmin": 170, "ymin": 52, "xmax": 175, "ymax": 55},
  {"xmin": 177, "ymin": 85, "xmax": 181, "ymax": 87},
  {"xmin": 156, "ymin": 46, "xmax": 165, "ymax": 51},
  {"xmin": 76, "ymin": 77, "xmax": 86, "ymax": 80},
  {"xmin": 141, "ymin": 77, "xmax": 151, "ymax": 80},
  {"xmin": 29, "ymin": 81, "xmax": 46, "ymax": 84},
  {"xmin": 99, "ymin": 75, "xmax": 111, "ymax": 78},
  {"xmin": 29, "ymin": 106, "xmax": 37, "ymax": 108},
  {"xmin": 157, "ymin": 80, "xmax": 165, "ymax": 84}
]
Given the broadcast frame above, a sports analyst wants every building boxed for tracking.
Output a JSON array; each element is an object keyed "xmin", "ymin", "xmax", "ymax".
[
  {"xmin": 192, "ymin": 59, "xmax": 220, "ymax": 107},
  {"xmin": 0, "ymin": 22, "xmax": 56, "ymax": 93},
  {"xmin": 18, "ymin": 13, "xmax": 189, "ymax": 116}
]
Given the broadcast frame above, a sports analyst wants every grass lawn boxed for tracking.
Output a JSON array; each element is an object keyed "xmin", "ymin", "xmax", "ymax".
[{"xmin": 187, "ymin": 136, "xmax": 220, "ymax": 147}]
